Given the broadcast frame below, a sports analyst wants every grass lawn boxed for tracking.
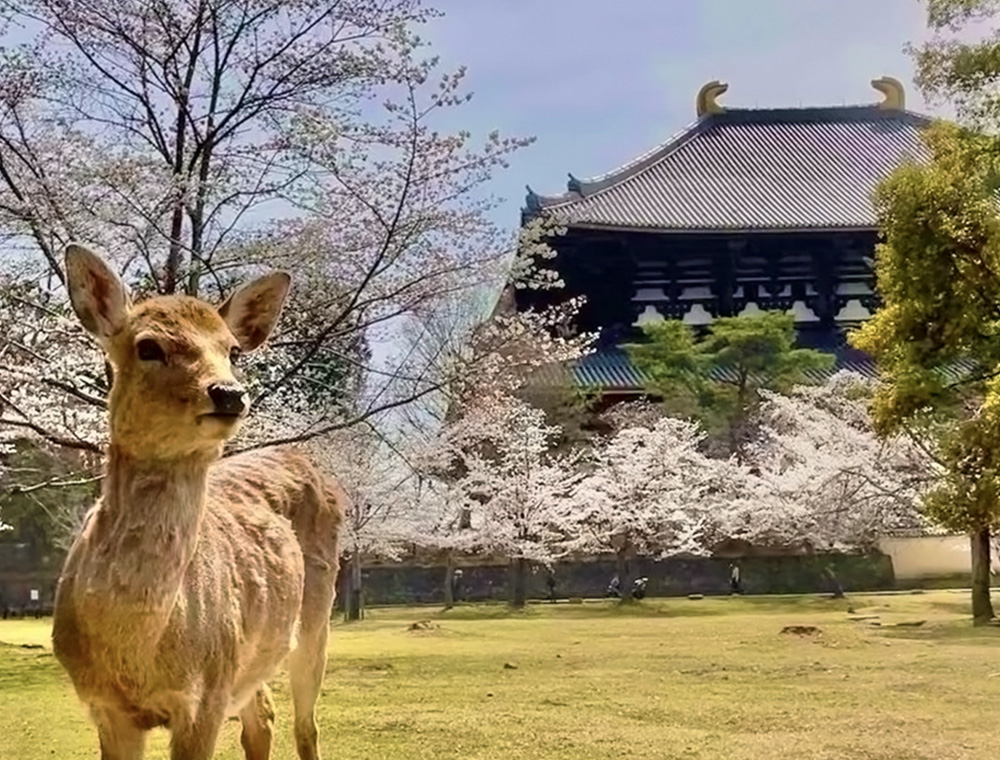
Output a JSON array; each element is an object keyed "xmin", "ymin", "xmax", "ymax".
[{"xmin": 2, "ymin": 590, "xmax": 1000, "ymax": 759}]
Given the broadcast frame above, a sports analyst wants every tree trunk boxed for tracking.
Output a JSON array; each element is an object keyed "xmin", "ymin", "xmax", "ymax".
[
  {"xmin": 616, "ymin": 548, "xmax": 633, "ymax": 604},
  {"xmin": 510, "ymin": 557, "xmax": 527, "ymax": 609},
  {"xmin": 970, "ymin": 525, "xmax": 994, "ymax": 626},
  {"xmin": 344, "ymin": 552, "xmax": 364, "ymax": 622},
  {"xmin": 443, "ymin": 552, "xmax": 455, "ymax": 610}
]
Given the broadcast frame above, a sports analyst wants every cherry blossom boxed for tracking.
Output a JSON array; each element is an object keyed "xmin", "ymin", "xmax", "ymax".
[
  {"xmin": 0, "ymin": 2, "xmax": 587, "ymax": 471},
  {"xmin": 718, "ymin": 372, "xmax": 935, "ymax": 551},
  {"xmin": 566, "ymin": 418, "xmax": 718, "ymax": 567}
]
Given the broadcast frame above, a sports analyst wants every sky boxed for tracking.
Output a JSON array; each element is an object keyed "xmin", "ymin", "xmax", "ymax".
[
  {"xmin": 0, "ymin": 0, "xmax": 952, "ymax": 423},
  {"xmin": 423, "ymin": 0, "xmax": 939, "ymax": 230}
]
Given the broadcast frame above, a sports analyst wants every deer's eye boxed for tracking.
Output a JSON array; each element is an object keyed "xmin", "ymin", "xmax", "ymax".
[
  {"xmin": 229, "ymin": 346, "xmax": 242, "ymax": 364},
  {"xmin": 136, "ymin": 339, "xmax": 166, "ymax": 363}
]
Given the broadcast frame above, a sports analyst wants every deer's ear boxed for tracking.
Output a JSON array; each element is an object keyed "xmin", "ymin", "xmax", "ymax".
[
  {"xmin": 218, "ymin": 272, "xmax": 291, "ymax": 352},
  {"xmin": 64, "ymin": 244, "xmax": 130, "ymax": 342}
]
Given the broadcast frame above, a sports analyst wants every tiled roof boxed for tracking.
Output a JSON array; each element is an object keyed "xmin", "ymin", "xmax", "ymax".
[
  {"xmin": 568, "ymin": 349, "xmax": 976, "ymax": 392},
  {"xmin": 527, "ymin": 105, "xmax": 931, "ymax": 231}
]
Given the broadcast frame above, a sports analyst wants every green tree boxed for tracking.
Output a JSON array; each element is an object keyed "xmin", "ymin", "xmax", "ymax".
[
  {"xmin": 851, "ymin": 0, "xmax": 1000, "ymax": 624},
  {"xmin": 627, "ymin": 312, "xmax": 833, "ymax": 459},
  {"xmin": 912, "ymin": 0, "xmax": 1000, "ymax": 128},
  {"xmin": 851, "ymin": 119, "xmax": 1000, "ymax": 624}
]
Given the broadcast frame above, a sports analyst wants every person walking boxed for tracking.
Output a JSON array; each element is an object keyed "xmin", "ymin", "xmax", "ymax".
[
  {"xmin": 545, "ymin": 572, "xmax": 557, "ymax": 603},
  {"xmin": 729, "ymin": 562, "xmax": 743, "ymax": 595}
]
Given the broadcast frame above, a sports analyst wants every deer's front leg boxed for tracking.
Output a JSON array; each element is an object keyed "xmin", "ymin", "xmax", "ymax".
[{"xmin": 92, "ymin": 706, "xmax": 146, "ymax": 760}]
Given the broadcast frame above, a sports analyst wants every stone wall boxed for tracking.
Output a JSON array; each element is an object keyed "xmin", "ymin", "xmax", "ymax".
[
  {"xmin": 0, "ymin": 548, "xmax": 898, "ymax": 614},
  {"xmin": 351, "ymin": 552, "xmax": 896, "ymax": 606}
]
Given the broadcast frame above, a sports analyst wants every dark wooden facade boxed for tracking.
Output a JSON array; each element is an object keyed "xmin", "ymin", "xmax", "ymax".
[{"xmin": 516, "ymin": 227, "xmax": 878, "ymax": 350}]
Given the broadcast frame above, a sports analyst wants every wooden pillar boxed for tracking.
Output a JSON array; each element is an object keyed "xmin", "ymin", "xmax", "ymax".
[
  {"xmin": 812, "ymin": 242, "xmax": 837, "ymax": 331},
  {"xmin": 712, "ymin": 239, "xmax": 741, "ymax": 317},
  {"xmin": 763, "ymin": 245, "xmax": 783, "ymax": 309}
]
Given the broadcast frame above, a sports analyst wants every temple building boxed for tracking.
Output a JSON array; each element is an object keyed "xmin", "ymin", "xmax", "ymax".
[{"xmin": 517, "ymin": 76, "xmax": 931, "ymax": 394}]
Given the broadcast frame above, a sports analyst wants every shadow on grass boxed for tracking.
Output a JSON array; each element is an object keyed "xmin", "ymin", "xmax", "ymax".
[
  {"xmin": 415, "ymin": 598, "xmax": 844, "ymax": 622},
  {"xmin": 538, "ymin": 600, "xmax": 726, "ymax": 619},
  {"xmin": 350, "ymin": 591, "xmax": 978, "ymax": 629},
  {"xmin": 877, "ymin": 619, "xmax": 1000, "ymax": 644},
  {"xmin": 435, "ymin": 600, "xmax": 734, "ymax": 621},
  {"xmin": 360, "ymin": 594, "xmax": 869, "ymax": 625},
  {"xmin": 0, "ymin": 645, "xmax": 62, "ymax": 690},
  {"xmin": 729, "ymin": 595, "xmax": 854, "ymax": 614},
  {"xmin": 925, "ymin": 599, "xmax": 974, "ymax": 616}
]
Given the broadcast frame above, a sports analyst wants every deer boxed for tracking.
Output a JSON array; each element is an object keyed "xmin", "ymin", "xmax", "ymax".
[{"xmin": 51, "ymin": 243, "xmax": 345, "ymax": 760}]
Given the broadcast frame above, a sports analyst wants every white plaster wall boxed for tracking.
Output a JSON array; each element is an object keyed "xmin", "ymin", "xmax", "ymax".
[{"xmin": 878, "ymin": 535, "xmax": 999, "ymax": 579}]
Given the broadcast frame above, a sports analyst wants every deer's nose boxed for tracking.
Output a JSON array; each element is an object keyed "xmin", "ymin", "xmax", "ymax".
[{"xmin": 207, "ymin": 383, "xmax": 247, "ymax": 416}]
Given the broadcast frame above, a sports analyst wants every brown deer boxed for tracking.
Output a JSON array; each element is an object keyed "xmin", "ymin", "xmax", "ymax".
[{"xmin": 51, "ymin": 244, "xmax": 344, "ymax": 760}]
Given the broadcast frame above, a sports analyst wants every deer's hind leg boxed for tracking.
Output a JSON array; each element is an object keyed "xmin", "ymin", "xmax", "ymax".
[
  {"xmin": 239, "ymin": 684, "xmax": 276, "ymax": 760},
  {"xmin": 288, "ymin": 560, "xmax": 337, "ymax": 760}
]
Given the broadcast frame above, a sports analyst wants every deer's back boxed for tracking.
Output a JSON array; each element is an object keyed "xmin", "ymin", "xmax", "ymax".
[{"xmin": 209, "ymin": 446, "xmax": 345, "ymax": 574}]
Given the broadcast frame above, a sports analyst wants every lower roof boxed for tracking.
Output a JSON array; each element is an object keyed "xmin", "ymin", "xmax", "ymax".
[{"xmin": 556, "ymin": 348, "xmax": 976, "ymax": 393}]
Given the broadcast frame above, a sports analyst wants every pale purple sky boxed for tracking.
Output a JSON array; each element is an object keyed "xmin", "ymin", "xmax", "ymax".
[{"xmin": 425, "ymin": 0, "xmax": 939, "ymax": 227}]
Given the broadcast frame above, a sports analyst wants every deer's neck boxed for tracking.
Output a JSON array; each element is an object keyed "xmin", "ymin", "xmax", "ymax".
[{"xmin": 82, "ymin": 445, "xmax": 213, "ymax": 623}]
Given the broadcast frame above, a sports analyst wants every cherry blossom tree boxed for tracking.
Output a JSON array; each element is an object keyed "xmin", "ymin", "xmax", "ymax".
[
  {"xmin": 0, "ymin": 0, "xmax": 540, "ymax": 458},
  {"xmin": 385, "ymin": 215, "xmax": 591, "ymax": 436},
  {"xmin": 404, "ymin": 373, "xmax": 932, "ymax": 605},
  {"xmin": 565, "ymin": 374, "xmax": 934, "ymax": 580},
  {"xmin": 376, "ymin": 214, "xmax": 592, "ymax": 607},
  {"xmin": 715, "ymin": 372, "xmax": 935, "ymax": 553},
  {"xmin": 565, "ymin": 418, "xmax": 717, "ymax": 599},
  {"xmin": 417, "ymin": 392, "xmax": 582, "ymax": 608},
  {"xmin": 404, "ymin": 474, "xmax": 481, "ymax": 608},
  {"xmin": 304, "ymin": 424, "xmax": 426, "ymax": 620},
  {"xmin": 0, "ymin": 274, "xmax": 106, "ymax": 454}
]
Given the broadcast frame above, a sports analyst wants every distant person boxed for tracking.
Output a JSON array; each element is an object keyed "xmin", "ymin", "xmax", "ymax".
[
  {"xmin": 451, "ymin": 569, "xmax": 464, "ymax": 603},
  {"xmin": 632, "ymin": 577, "xmax": 648, "ymax": 600},
  {"xmin": 825, "ymin": 564, "xmax": 845, "ymax": 599},
  {"xmin": 607, "ymin": 574, "xmax": 621, "ymax": 598},
  {"xmin": 729, "ymin": 562, "xmax": 743, "ymax": 595}
]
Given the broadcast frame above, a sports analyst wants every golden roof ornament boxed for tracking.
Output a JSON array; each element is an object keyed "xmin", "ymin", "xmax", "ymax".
[
  {"xmin": 696, "ymin": 80, "xmax": 728, "ymax": 117},
  {"xmin": 871, "ymin": 76, "xmax": 905, "ymax": 110}
]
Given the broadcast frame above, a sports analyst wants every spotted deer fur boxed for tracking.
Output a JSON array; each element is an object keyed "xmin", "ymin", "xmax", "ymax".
[{"xmin": 51, "ymin": 244, "xmax": 344, "ymax": 760}]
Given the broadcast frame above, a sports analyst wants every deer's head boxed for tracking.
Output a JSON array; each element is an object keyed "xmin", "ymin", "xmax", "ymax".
[{"xmin": 64, "ymin": 244, "xmax": 290, "ymax": 459}]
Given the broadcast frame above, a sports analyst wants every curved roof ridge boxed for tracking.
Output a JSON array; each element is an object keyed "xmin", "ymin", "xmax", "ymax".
[
  {"xmin": 721, "ymin": 103, "xmax": 934, "ymax": 125},
  {"xmin": 577, "ymin": 115, "xmax": 704, "ymax": 187},
  {"xmin": 532, "ymin": 115, "xmax": 705, "ymax": 209}
]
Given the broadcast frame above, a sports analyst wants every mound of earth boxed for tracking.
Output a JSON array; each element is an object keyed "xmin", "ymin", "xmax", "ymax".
[
  {"xmin": 407, "ymin": 620, "xmax": 439, "ymax": 632},
  {"xmin": 780, "ymin": 625, "xmax": 821, "ymax": 636}
]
